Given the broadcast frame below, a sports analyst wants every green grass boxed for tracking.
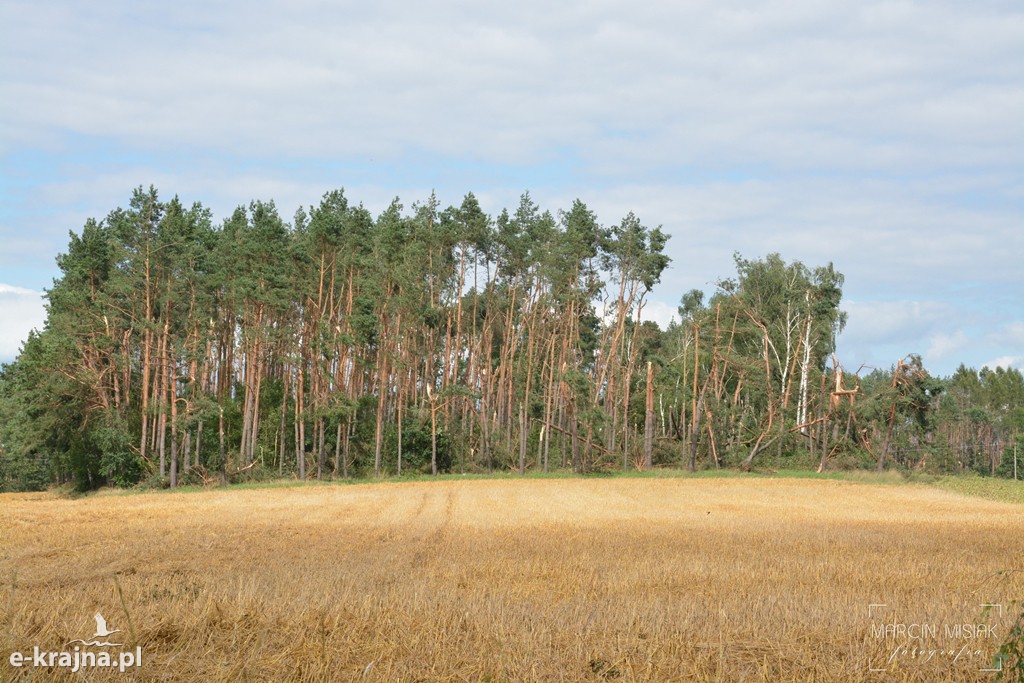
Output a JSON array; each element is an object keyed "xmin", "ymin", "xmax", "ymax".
[
  {"xmin": 929, "ymin": 474, "xmax": 1024, "ymax": 505},
  {"xmin": 46, "ymin": 464, "xmax": 1024, "ymax": 506},
  {"xmin": 769, "ymin": 468, "xmax": 907, "ymax": 484}
]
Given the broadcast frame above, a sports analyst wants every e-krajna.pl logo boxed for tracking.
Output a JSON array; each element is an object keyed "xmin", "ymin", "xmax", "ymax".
[{"xmin": 7, "ymin": 613, "xmax": 142, "ymax": 674}]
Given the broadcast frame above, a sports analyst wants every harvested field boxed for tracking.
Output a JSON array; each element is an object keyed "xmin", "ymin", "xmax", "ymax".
[{"xmin": 2, "ymin": 477, "xmax": 1023, "ymax": 681}]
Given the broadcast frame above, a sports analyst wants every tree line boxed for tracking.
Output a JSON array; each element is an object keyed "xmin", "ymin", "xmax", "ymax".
[{"xmin": 0, "ymin": 187, "xmax": 1021, "ymax": 491}]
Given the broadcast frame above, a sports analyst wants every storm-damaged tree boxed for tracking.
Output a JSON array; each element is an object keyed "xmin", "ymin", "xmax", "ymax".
[
  {"xmin": 593, "ymin": 213, "xmax": 670, "ymax": 469},
  {"xmin": 867, "ymin": 355, "xmax": 943, "ymax": 472},
  {"xmin": 714, "ymin": 254, "xmax": 846, "ymax": 470},
  {"xmin": 31, "ymin": 186, "xmax": 1024, "ymax": 492}
]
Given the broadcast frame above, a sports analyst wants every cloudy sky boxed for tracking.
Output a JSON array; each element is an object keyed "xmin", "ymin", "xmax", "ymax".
[{"xmin": 1, "ymin": 0, "xmax": 1021, "ymax": 375}]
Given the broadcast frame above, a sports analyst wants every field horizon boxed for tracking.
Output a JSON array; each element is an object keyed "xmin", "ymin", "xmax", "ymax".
[{"xmin": 3, "ymin": 476, "xmax": 1022, "ymax": 681}]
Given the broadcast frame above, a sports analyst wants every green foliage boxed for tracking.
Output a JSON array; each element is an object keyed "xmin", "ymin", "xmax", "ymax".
[
  {"xmin": 4, "ymin": 185, "xmax": 1020, "ymax": 494},
  {"xmin": 936, "ymin": 364, "xmax": 1024, "ymax": 476},
  {"xmin": 0, "ymin": 332, "xmax": 76, "ymax": 490},
  {"xmin": 94, "ymin": 416, "xmax": 145, "ymax": 487},
  {"xmin": 980, "ymin": 586, "xmax": 1024, "ymax": 682},
  {"xmin": 994, "ymin": 601, "xmax": 1024, "ymax": 681},
  {"xmin": 391, "ymin": 415, "xmax": 454, "ymax": 475}
]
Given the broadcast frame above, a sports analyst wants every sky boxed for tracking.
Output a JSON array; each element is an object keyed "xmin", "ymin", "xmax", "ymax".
[{"xmin": 1, "ymin": 0, "xmax": 1021, "ymax": 376}]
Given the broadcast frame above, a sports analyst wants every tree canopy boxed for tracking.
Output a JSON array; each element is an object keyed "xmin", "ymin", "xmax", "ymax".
[{"xmin": 1, "ymin": 187, "xmax": 1020, "ymax": 491}]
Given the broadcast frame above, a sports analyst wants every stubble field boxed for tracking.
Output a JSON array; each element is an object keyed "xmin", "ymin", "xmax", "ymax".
[{"xmin": 1, "ymin": 476, "xmax": 1022, "ymax": 682}]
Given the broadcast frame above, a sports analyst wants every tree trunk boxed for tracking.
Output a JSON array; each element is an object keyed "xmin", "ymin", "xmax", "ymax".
[
  {"xmin": 219, "ymin": 405, "xmax": 226, "ymax": 477},
  {"xmin": 397, "ymin": 385, "xmax": 403, "ymax": 476},
  {"xmin": 169, "ymin": 358, "xmax": 178, "ymax": 488},
  {"xmin": 334, "ymin": 421, "xmax": 342, "ymax": 477},
  {"xmin": 373, "ymin": 336, "xmax": 387, "ymax": 478},
  {"xmin": 194, "ymin": 420, "xmax": 202, "ymax": 468},
  {"xmin": 878, "ymin": 402, "xmax": 898, "ymax": 472},
  {"xmin": 519, "ymin": 402, "xmax": 527, "ymax": 475},
  {"xmin": 431, "ymin": 401, "xmax": 439, "ymax": 476},
  {"xmin": 644, "ymin": 361, "xmax": 654, "ymax": 470},
  {"xmin": 296, "ymin": 364, "xmax": 306, "ymax": 480}
]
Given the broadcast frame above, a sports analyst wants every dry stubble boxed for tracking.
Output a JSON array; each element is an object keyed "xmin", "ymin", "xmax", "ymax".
[{"xmin": 1, "ymin": 478, "xmax": 1022, "ymax": 682}]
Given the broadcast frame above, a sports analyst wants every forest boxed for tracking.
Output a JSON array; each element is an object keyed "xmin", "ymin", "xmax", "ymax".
[{"xmin": 1, "ymin": 186, "xmax": 1022, "ymax": 491}]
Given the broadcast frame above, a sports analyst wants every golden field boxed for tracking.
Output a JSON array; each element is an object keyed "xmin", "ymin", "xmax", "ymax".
[{"xmin": 1, "ymin": 476, "xmax": 1022, "ymax": 682}]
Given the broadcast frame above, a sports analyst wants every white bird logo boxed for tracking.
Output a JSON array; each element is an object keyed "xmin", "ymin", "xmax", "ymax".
[
  {"xmin": 66, "ymin": 613, "xmax": 123, "ymax": 647},
  {"xmin": 92, "ymin": 613, "xmax": 121, "ymax": 639}
]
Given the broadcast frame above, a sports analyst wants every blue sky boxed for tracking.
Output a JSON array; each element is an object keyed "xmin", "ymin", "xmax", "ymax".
[{"xmin": 1, "ymin": 0, "xmax": 1022, "ymax": 376}]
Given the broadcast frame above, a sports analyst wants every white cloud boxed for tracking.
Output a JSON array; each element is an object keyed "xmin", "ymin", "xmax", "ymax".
[
  {"xmin": 834, "ymin": 299, "xmax": 955, "ymax": 372},
  {"xmin": 981, "ymin": 356, "xmax": 1022, "ymax": 371},
  {"xmin": 926, "ymin": 330, "xmax": 971, "ymax": 363},
  {"xmin": 0, "ymin": 0, "xmax": 1021, "ymax": 379},
  {"xmin": 973, "ymin": 321, "xmax": 1024, "ymax": 373},
  {"xmin": 0, "ymin": 284, "xmax": 37, "ymax": 296},
  {"xmin": 1003, "ymin": 321, "xmax": 1024, "ymax": 345},
  {"xmin": 0, "ymin": 284, "xmax": 46, "ymax": 362},
  {"xmin": 835, "ymin": 315, "xmax": 1024, "ymax": 376},
  {"xmin": 841, "ymin": 299, "xmax": 953, "ymax": 342},
  {"xmin": 639, "ymin": 300, "xmax": 678, "ymax": 331},
  {"xmin": 2, "ymin": 1, "xmax": 1022, "ymax": 169}
]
